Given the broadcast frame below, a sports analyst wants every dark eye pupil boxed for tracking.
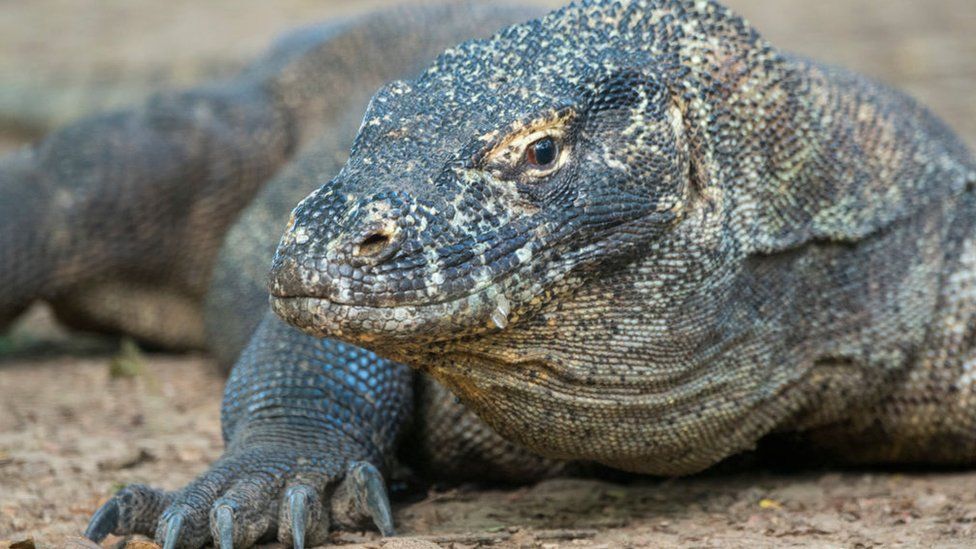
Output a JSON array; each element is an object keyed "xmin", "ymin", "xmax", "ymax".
[{"xmin": 528, "ymin": 137, "xmax": 557, "ymax": 167}]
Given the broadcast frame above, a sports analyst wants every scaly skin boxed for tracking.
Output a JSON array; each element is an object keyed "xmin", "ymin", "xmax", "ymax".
[
  {"xmin": 0, "ymin": 2, "xmax": 551, "ymax": 548},
  {"xmin": 0, "ymin": 0, "xmax": 972, "ymax": 547},
  {"xmin": 270, "ymin": 0, "xmax": 976, "ymax": 477},
  {"xmin": 88, "ymin": 5, "xmax": 555, "ymax": 548}
]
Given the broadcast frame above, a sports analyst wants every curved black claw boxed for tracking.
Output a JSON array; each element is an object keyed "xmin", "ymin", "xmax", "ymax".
[
  {"xmin": 215, "ymin": 505, "xmax": 234, "ymax": 549},
  {"xmin": 289, "ymin": 490, "xmax": 308, "ymax": 549},
  {"xmin": 161, "ymin": 512, "xmax": 185, "ymax": 549},
  {"xmin": 280, "ymin": 483, "xmax": 328, "ymax": 548},
  {"xmin": 356, "ymin": 463, "xmax": 395, "ymax": 537},
  {"xmin": 337, "ymin": 461, "xmax": 394, "ymax": 537},
  {"xmin": 83, "ymin": 484, "xmax": 173, "ymax": 543},
  {"xmin": 84, "ymin": 498, "xmax": 120, "ymax": 542}
]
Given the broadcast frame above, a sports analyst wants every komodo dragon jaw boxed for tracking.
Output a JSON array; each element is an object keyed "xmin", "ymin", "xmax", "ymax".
[{"xmin": 270, "ymin": 0, "xmax": 976, "ymax": 474}]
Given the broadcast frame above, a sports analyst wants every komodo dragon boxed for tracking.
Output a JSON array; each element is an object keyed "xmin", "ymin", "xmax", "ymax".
[{"xmin": 0, "ymin": 0, "xmax": 973, "ymax": 547}]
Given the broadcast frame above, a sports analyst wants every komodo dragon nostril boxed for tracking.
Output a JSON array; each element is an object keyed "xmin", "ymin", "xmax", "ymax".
[
  {"xmin": 353, "ymin": 221, "xmax": 401, "ymax": 261},
  {"xmin": 356, "ymin": 231, "xmax": 393, "ymax": 257}
]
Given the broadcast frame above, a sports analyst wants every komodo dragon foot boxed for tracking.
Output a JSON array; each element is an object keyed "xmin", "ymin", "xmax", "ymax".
[{"xmin": 85, "ymin": 457, "xmax": 392, "ymax": 548}]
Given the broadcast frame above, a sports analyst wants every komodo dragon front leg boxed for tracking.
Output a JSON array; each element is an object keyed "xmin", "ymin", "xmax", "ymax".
[
  {"xmin": 84, "ymin": 312, "xmax": 565, "ymax": 548},
  {"xmin": 83, "ymin": 312, "xmax": 414, "ymax": 547}
]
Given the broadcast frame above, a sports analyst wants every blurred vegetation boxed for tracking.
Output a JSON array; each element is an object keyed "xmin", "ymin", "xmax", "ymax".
[{"xmin": 0, "ymin": 0, "xmax": 972, "ymax": 151}]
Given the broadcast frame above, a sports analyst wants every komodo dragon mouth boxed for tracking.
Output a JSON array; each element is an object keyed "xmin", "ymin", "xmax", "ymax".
[
  {"xmin": 271, "ymin": 286, "xmax": 521, "ymax": 345},
  {"xmin": 267, "ymin": 187, "xmax": 563, "ymax": 344}
]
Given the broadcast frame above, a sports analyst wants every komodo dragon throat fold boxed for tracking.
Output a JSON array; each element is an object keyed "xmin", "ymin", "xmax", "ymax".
[{"xmin": 271, "ymin": 0, "xmax": 976, "ymax": 475}]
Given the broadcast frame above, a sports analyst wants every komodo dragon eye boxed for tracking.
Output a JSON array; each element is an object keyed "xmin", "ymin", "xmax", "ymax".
[{"xmin": 525, "ymin": 136, "xmax": 558, "ymax": 168}]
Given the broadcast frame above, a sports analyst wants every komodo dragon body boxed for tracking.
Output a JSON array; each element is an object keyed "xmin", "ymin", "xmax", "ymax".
[
  {"xmin": 271, "ymin": 0, "xmax": 976, "ymax": 476},
  {"xmin": 0, "ymin": 0, "xmax": 972, "ymax": 548}
]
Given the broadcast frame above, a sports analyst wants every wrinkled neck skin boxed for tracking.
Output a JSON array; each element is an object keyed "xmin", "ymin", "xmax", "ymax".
[{"xmin": 410, "ymin": 195, "xmax": 959, "ymax": 475}]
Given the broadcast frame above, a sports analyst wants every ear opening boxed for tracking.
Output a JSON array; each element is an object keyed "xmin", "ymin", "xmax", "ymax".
[{"xmin": 669, "ymin": 93, "xmax": 709, "ymax": 212}]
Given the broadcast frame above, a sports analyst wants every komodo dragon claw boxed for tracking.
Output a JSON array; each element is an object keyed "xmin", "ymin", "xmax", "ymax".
[
  {"xmin": 214, "ymin": 505, "xmax": 234, "ymax": 549},
  {"xmin": 288, "ymin": 489, "xmax": 309, "ymax": 549},
  {"xmin": 160, "ymin": 512, "xmax": 185, "ymax": 549},
  {"xmin": 83, "ymin": 498, "xmax": 119, "ymax": 542},
  {"xmin": 84, "ymin": 484, "xmax": 174, "ymax": 544},
  {"xmin": 349, "ymin": 461, "xmax": 396, "ymax": 537}
]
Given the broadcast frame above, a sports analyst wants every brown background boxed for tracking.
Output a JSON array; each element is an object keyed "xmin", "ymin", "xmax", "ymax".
[{"xmin": 1, "ymin": 1, "xmax": 975, "ymax": 547}]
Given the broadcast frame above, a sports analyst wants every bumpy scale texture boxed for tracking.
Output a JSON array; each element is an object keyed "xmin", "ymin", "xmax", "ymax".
[
  {"xmin": 271, "ymin": 0, "xmax": 976, "ymax": 476},
  {"xmin": 0, "ymin": 0, "xmax": 974, "ymax": 548},
  {"xmin": 1, "ymin": 3, "xmax": 554, "ymax": 548}
]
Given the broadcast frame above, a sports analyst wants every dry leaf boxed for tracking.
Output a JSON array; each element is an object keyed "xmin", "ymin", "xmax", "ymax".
[
  {"xmin": 759, "ymin": 498, "xmax": 783, "ymax": 510},
  {"xmin": 123, "ymin": 538, "xmax": 162, "ymax": 549}
]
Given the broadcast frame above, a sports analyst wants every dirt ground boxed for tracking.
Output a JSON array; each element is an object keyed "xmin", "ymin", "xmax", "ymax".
[
  {"xmin": 2, "ymin": 1, "xmax": 976, "ymax": 548},
  {"xmin": 4, "ymin": 322, "xmax": 976, "ymax": 549}
]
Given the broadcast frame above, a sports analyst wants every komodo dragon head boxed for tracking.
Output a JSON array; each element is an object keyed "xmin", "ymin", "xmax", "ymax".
[
  {"xmin": 270, "ymin": 0, "xmax": 972, "ymax": 473},
  {"xmin": 270, "ymin": 0, "xmax": 707, "ymax": 343}
]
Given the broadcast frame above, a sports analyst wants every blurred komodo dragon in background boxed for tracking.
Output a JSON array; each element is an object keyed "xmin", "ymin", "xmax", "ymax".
[{"xmin": 0, "ymin": 0, "xmax": 974, "ymax": 547}]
